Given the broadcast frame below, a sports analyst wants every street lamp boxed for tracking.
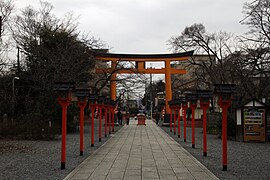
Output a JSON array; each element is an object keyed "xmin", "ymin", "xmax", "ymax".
[{"xmin": 12, "ymin": 76, "xmax": 20, "ymax": 118}]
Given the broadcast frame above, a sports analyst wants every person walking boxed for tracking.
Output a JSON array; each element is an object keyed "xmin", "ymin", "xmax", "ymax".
[
  {"xmin": 126, "ymin": 112, "xmax": 130, "ymax": 125},
  {"xmin": 117, "ymin": 109, "xmax": 122, "ymax": 125},
  {"xmin": 155, "ymin": 107, "xmax": 160, "ymax": 125}
]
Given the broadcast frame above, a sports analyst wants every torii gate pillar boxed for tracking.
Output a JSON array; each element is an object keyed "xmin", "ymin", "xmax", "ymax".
[
  {"xmin": 111, "ymin": 61, "xmax": 117, "ymax": 101},
  {"xmin": 165, "ymin": 60, "xmax": 172, "ymax": 114}
]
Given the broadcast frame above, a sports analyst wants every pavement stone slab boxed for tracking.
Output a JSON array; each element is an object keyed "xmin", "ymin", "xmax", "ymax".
[{"xmin": 64, "ymin": 120, "xmax": 219, "ymax": 180}]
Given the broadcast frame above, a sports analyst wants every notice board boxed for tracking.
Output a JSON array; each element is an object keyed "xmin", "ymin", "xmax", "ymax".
[{"xmin": 243, "ymin": 107, "xmax": 266, "ymax": 142}]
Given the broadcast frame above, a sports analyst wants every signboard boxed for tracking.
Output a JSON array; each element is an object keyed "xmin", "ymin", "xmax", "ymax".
[{"xmin": 243, "ymin": 107, "xmax": 265, "ymax": 142}]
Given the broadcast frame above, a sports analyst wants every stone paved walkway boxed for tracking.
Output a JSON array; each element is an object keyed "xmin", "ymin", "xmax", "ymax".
[{"xmin": 64, "ymin": 120, "xmax": 219, "ymax": 180}]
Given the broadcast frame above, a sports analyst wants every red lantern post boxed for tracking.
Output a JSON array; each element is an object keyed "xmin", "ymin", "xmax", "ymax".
[
  {"xmin": 108, "ymin": 100, "xmax": 112, "ymax": 134},
  {"xmin": 181, "ymin": 98, "xmax": 188, "ymax": 142},
  {"xmin": 187, "ymin": 93, "xmax": 198, "ymax": 149},
  {"xmin": 99, "ymin": 107, "xmax": 102, "ymax": 141},
  {"xmin": 214, "ymin": 84, "xmax": 236, "ymax": 171},
  {"xmin": 104, "ymin": 107, "xmax": 107, "ymax": 137},
  {"xmin": 174, "ymin": 99, "xmax": 181, "ymax": 138},
  {"xmin": 75, "ymin": 89, "xmax": 89, "ymax": 156},
  {"xmin": 112, "ymin": 108, "xmax": 115, "ymax": 132},
  {"xmin": 109, "ymin": 99, "xmax": 114, "ymax": 134},
  {"xmin": 97, "ymin": 96, "xmax": 105, "ymax": 142},
  {"xmin": 108, "ymin": 109, "xmax": 111, "ymax": 134},
  {"xmin": 168, "ymin": 100, "xmax": 174, "ymax": 133},
  {"xmin": 89, "ymin": 95, "xmax": 98, "ymax": 147},
  {"xmin": 177, "ymin": 106, "xmax": 181, "ymax": 138},
  {"xmin": 201, "ymin": 102, "xmax": 210, "ymax": 156},
  {"xmin": 197, "ymin": 90, "xmax": 212, "ymax": 157},
  {"xmin": 191, "ymin": 104, "xmax": 197, "ymax": 148},
  {"xmin": 219, "ymin": 98, "xmax": 231, "ymax": 171},
  {"xmin": 174, "ymin": 107, "xmax": 177, "ymax": 135},
  {"xmin": 178, "ymin": 108, "xmax": 181, "ymax": 138},
  {"xmin": 111, "ymin": 100, "xmax": 116, "ymax": 132},
  {"xmin": 54, "ymin": 82, "xmax": 74, "ymax": 170},
  {"xmin": 104, "ymin": 98, "xmax": 110, "ymax": 138},
  {"xmin": 59, "ymin": 99, "xmax": 70, "ymax": 169}
]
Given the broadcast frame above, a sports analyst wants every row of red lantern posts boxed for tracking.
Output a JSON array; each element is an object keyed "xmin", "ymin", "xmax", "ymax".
[
  {"xmin": 167, "ymin": 84, "xmax": 236, "ymax": 171},
  {"xmin": 54, "ymin": 82, "xmax": 117, "ymax": 169}
]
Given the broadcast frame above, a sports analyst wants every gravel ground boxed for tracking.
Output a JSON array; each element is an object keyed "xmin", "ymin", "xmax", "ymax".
[
  {"xmin": 160, "ymin": 121, "xmax": 270, "ymax": 180},
  {"xmin": 0, "ymin": 118, "xmax": 122, "ymax": 180},
  {"xmin": 1, "ymin": 118, "xmax": 269, "ymax": 180}
]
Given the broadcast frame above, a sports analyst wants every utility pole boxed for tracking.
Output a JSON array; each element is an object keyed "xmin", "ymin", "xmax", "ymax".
[
  {"xmin": 12, "ymin": 76, "xmax": 20, "ymax": 119},
  {"xmin": 0, "ymin": 16, "xmax": 2, "ymax": 37},
  {"xmin": 149, "ymin": 64, "xmax": 153, "ymax": 120},
  {"xmin": 17, "ymin": 46, "xmax": 21, "ymax": 72}
]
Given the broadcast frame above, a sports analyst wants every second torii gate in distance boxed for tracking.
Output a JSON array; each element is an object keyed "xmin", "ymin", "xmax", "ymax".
[{"xmin": 94, "ymin": 51, "xmax": 194, "ymax": 117}]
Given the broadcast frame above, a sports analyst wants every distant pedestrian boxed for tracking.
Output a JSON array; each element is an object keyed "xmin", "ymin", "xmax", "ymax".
[
  {"xmin": 126, "ymin": 112, "xmax": 130, "ymax": 125},
  {"xmin": 187, "ymin": 107, "xmax": 192, "ymax": 121},
  {"xmin": 117, "ymin": 109, "xmax": 122, "ymax": 125},
  {"xmin": 155, "ymin": 108, "xmax": 160, "ymax": 125}
]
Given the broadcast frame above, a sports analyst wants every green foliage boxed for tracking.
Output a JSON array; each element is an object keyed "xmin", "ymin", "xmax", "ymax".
[
  {"xmin": 0, "ymin": 100, "xmax": 11, "ymax": 116},
  {"xmin": 206, "ymin": 112, "xmax": 221, "ymax": 135},
  {"xmin": 0, "ymin": 113, "xmax": 59, "ymax": 140},
  {"xmin": 207, "ymin": 111, "xmax": 236, "ymax": 138},
  {"xmin": 67, "ymin": 102, "xmax": 80, "ymax": 133},
  {"xmin": 207, "ymin": 124, "xmax": 220, "ymax": 135},
  {"xmin": 227, "ymin": 111, "xmax": 236, "ymax": 137}
]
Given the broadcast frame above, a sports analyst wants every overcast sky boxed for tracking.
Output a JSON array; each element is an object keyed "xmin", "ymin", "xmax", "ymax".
[
  {"xmin": 12, "ymin": 0, "xmax": 253, "ymax": 96},
  {"xmin": 15, "ymin": 0, "xmax": 253, "ymax": 54}
]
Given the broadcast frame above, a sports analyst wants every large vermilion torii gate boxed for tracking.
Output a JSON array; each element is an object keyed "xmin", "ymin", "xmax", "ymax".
[{"xmin": 94, "ymin": 51, "xmax": 194, "ymax": 115}]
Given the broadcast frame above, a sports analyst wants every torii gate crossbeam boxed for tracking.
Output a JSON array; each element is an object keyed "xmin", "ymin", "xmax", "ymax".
[{"xmin": 94, "ymin": 51, "xmax": 194, "ymax": 115}]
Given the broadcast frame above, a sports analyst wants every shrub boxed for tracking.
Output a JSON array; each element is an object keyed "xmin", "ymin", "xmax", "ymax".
[{"xmin": 206, "ymin": 111, "xmax": 236, "ymax": 139}]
